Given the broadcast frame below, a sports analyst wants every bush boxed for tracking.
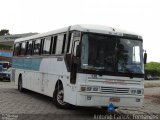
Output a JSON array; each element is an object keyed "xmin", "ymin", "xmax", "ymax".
[{"xmin": 145, "ymin": 62, "xmax": 160, "ymax": 76}]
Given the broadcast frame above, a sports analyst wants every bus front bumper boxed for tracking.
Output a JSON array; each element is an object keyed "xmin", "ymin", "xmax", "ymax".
[{"xmin": 76, "ymin": 92, "xmax": 144, "ymax": 107}]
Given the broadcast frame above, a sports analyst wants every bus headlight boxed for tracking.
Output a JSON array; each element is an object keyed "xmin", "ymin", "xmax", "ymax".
[
  {"xmin": 130, "ymin": 89, "xmax": 143, "ymax": 95},
  {"xmin": 131, "ymin": 89, "xmax": 137, "ymax": 95},
  {"xmin": 86, "ymin": 86, "xmax": 92, "ymax": 91},
  {"xmin": 80, "ymin": 86, "xmax": 100, "ymax": 92},
  {"xmin": 93, "ymin": 87, "xmax": 99, "ymax": 91},
  {"xmin": 80, "ymin": 86, "xmax": 86, "ymax": 91},
  {"xmin": 137, "ymin": 89, "xmax": 143, "ymax": 95}
]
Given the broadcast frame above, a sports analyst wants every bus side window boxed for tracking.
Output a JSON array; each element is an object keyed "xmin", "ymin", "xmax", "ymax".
[
  {"xmin": 26, "ymin": 41, "xmax": 33, "ymax": 55},
  {"xmin": 69, "ymin": 33, "xmax": 74, "ymax": 53},
  {"xmin": 40, "ymin": 39, "xmax": 44, "ymax": 55},
  {"xmin": 13, "ymin": 44, "xmax": 16, "ymax": 56},
  {"xmin": 33, "ymin": 39, "xmax": 41, "ymax": 55},
  {"xmin": 55, "ymin": 34, "xmax": 65, "ymax": 55},
  {"xmin": 43, "ymin": 36, "xmax": 52, "ymax": 54},
  {"xmin": 17, "ymin": 43, "xmax": 20, "ymax": 56},
  {"xmin": 18, "ymin": 43, "xmax": 21, "ymax": 56},
  {"xmin": 20, "ymin": 42, "xmax": 26, "ymax": 56},
  {"xmin": 50, "ymin": 36, "xmax": 53, "ymax": 54},
  {"xmin": 25, "ymin": 42, "xmax": 28, "ymax": 55},
  {"xmin": 14, "ymin": 43, "xmax": 20, "ymax": 56},
  {"xmin": 52, "ymin": 36, "xmax": 57, "ymax": 54},
  {"xmin": 62, "ymin": 34, "xmax": 66, "ymax": 54},
  {"xmin": 56, "ymin": 34, "xmax": 63, "ymax": 54},
  {"xmin": 73, "ymin": 41, "xmax": 80, "ymax": 57},
  {"xmin": 66, "ymin": 33, "xmax": 72, "ymax": 53}
]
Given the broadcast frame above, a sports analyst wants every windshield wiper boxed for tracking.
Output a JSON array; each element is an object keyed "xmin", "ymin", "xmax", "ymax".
[{"xmin": 125, "ymin": 69, "xmax": 134, "ymax": 78}]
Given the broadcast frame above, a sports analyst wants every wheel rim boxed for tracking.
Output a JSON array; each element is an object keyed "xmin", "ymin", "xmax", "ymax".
[{"xmin": 57, "ymin": 90, "xmax": 66, "ymax": 105}]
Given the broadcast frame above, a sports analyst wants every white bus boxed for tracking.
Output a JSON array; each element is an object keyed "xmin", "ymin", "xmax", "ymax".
[{"xmin": 12, "ymin": 24, "xmax": 146, "ymax": 109}]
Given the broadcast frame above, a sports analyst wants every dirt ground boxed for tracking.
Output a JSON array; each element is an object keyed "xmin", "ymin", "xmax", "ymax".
[
  {"xmin": 144, "ymin": 80, "xmax": 160, "ymax": 88},
  {"xmin": 0, "ymin": 80, "xmax": 160, "ymax": 120},
  {"xmin": 119, "ymin": 80, "xmax": 160, "ymax": 114}
]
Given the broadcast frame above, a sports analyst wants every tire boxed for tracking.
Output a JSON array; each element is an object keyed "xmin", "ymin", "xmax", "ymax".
[
  {"xmin": 53, "ymin": 85, "xmax": 70, "ymax": 109},
  {"xmin": 18, "ymin": 75, "xmax": 24, "ymax": 92}
]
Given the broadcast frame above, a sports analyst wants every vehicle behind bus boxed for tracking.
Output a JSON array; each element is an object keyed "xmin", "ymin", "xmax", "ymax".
[{"xmin": 0, "ymin": 61, "xmax": 11, "ymax": 81}]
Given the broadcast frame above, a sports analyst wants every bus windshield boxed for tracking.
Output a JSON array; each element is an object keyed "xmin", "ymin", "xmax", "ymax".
[{"xmin": 81, "ymin": 33, "xmax": 144, "ymax": 74}]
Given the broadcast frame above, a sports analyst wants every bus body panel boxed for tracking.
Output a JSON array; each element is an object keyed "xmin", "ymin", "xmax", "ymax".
[
  {"xmin": 13, "ymin": 57, "xmax": 73, "ymax": 97},
  {"xmin": 72, "ymin": 73, "xmax": 144, "ymax": 107},
  {"xmin": 76, "ymin": 92, "xmax": 143, "ymax": 107}
]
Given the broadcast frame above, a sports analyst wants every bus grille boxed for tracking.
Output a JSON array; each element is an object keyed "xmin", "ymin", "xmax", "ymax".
[{"xmin": 101, "ymin": 87, "xmax": 129, "ymax": 94}]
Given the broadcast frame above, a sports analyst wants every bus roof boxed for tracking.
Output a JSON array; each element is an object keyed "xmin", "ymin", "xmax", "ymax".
[{"xmin": 14, "ymin": 24, "xmax": 142, "ymax": 43}]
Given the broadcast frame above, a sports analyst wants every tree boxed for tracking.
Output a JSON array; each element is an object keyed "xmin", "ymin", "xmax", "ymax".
[
  {"xmin": 145, "ymin": 62, "xmax": 160, "ymax": 76},
  {"xmin": 0, "ymin": 29, "xmax": 10, "ymax": 36}
]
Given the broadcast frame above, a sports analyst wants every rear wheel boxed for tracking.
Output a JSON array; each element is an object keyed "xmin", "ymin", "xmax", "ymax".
[
  {"xmin": 53, "ymin": 85, "xmax": 70, "ymax": 109},
  {"xmin": 18, "ymin": 75, "xmax": 24, "ymax": 92}
]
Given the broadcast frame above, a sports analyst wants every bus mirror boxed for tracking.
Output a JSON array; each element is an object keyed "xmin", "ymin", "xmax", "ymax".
[
  {"xmin": 144, "ymin": 51, "xmax": 147, "ymax": 64},
  {"xmin": 76, "ymin": 45, "xmax": 80, "ymax": 57}
]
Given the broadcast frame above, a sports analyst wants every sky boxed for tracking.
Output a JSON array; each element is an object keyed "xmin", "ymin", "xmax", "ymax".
[{"xmin": 0, "ymin": 0, "xmax": 160, "ymax": 62}]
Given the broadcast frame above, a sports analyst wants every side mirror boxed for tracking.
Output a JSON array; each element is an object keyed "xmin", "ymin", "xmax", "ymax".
[{"xmin": 144, "ymin": 51, "xmax": 147, "ymax": 64}]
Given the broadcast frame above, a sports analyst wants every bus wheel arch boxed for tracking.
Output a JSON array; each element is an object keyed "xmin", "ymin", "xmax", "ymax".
[
  {"xmin": 18, "ymin": 73, "xmax": 24, "ymax": 92},
  {"xmin": 53, "ymin": 80, "xmax": 69, "ymax": 108}
]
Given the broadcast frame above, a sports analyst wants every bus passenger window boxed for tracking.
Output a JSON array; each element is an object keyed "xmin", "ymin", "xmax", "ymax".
[
  {"xmin": 43, "ymin": 37, "xmax": 51, "ymax": 54},
  {"xmin": 66, "ymin": 33, "xmax": 72, "ymax": 53},
  {"xmin": 33, "ymin": 39, "xmax": 41, "ymax": 55},
  {"xmin": 62, "ymin": 34, "xmax": 66, "ymax": 54},
  {"xmin": 52, "ymin": 36, "xmax": 57, "ymax": 54},
  {"xmin": 20, "ymin": 42, "xmax": 26, "ymax": 55},
  {"xmin": 14, "ymin": 43, "xmax": 20, "ymax": 56},
  {"xmin": 26, "ymin": 41, "xmax": 33, "ymax": 55},
  {"xmin": 56, "ymin": 34, "xmax": 64, "ymax": 54}
]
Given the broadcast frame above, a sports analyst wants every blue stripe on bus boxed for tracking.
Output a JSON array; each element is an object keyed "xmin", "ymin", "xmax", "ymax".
[{"xmin": 12, "ymin": 58, "xmax": 42, "ymax": 71}]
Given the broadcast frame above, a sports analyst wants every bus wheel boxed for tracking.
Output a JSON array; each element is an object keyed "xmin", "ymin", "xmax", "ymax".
[
  {"xmin": 53, "ymin": 85, "xmax": 69, "ymax": 109},
  {"xmin": 18, "ymin": 75, "xmax": 24, "ymax": 92}
]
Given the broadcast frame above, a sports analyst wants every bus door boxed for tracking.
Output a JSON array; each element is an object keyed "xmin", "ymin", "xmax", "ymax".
[
  {"xmin": 64, "ymin": 31, "xmax": 81, "ymax": 104},
  {"xmin": 70, "ymin": 32, "xmax": 81, "ymax": 84}
]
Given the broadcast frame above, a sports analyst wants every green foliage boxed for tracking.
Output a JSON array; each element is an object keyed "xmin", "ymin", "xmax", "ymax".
[
  {"xmin": 145, "ymin": 62, "xmax": 160, "ymax": 76},
  {"xmin": 0, "ymin": 29, "xmax": 10, "ymax": 36},
  {"xmin": 0, "ymin": 45, "xmax": 12, "ymax": 50}
]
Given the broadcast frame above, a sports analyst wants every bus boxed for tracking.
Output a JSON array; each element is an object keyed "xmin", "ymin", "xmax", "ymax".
[{"xmin": 12, "ymin": 24, "xmax": 147, "ymax": 109}]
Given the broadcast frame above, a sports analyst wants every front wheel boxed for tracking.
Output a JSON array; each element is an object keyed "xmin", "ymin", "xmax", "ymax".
[{"xmin": 53, "ymin": 85, "xmax": 70, "ymax": 109}]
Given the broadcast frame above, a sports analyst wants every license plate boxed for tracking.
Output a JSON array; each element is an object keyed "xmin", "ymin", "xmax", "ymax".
[{"xmin": 109, "ymin": 97, "xmax": 120, "ymax": 102}]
